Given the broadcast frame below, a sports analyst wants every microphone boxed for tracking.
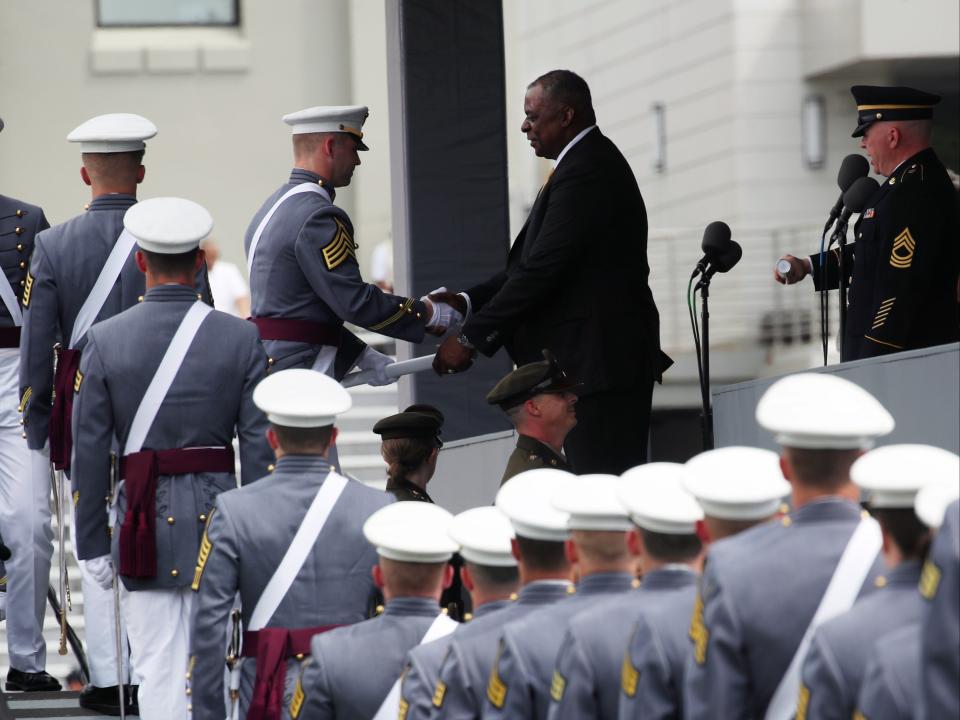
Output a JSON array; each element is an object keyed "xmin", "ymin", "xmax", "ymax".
[
  {"xmin": 824, "ymin": 154, "xmax": 870, "ymax": 230},
  {"xmin": 700, "ymin": 240, "xmax": 742, "ymax": 284},
  {"xmin": 838, "ymin": 176, "xmax": 879, "ymax": 225},
  {"xmin": 692, "ymin": 221, "xmax": 732, "ymax": 278}
]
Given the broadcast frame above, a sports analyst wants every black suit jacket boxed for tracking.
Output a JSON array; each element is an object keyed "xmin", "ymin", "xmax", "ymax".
[{"xmin": 462, "ymin": 127, "xmax": 669, "ymax": 394}]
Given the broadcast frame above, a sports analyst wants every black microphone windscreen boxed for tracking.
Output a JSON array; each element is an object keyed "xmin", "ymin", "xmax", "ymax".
[
  {"xmin": 842, "ymin": 176, "xmax": 880, "ymax": 213},
  {"xmin": 714, "ymin": 240, "xmax": 743, "ymax": 273},
  {"xmin": 701, "ymin": 221, "xmax": 731, "ymax": 254},
  {"xmin": 837, "ymin": 154, "xmax": 870, "ymax": 192}
]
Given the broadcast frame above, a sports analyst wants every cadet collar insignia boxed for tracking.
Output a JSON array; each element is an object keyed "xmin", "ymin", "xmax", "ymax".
[
  {"xmin": 690, "ymin": 590, "xmax": 709, "ymax": 666},
  {"xmin": 321, "ymin": 217, "xmax": 358, "ymax": 271},
  {"xmin": 919, "ymin": 559, "xmax": 942, "ymax": 600},
  {"xmin": 22, "ymin": 271, "xmax": 34, "ymax": 307},
  {"xmin": 550, "ymin": 670, "xmax": 567, "ymax": 702},
  {"xmin": 796, "ymin": 683, "xmax": 811, "ymax": 720},
  {"xmin": 486, "ymin": 640, "xmax": 508, "ymax": 708},
  {"xmin": 432, "ymin": 680, "xmax": 447, "ymax": 708},
  {"xmin": 621, "ymin": 650, "xmax": 639, "ymax": 697},
  {"xmin": 862, "ymin": 208, "xmax": 875, "ymax": 219},
  {"xmin": 890, "ymin": 228, "xmax": 915, "ymax": 269},
  {"xmin": 73, "ymin": 370, "xmax": 84, "ymax": 393}
]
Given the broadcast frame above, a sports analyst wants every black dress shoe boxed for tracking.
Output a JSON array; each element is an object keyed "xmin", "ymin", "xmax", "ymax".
[
  {"xmin": 79, "ymin": 684, "xmax": 129, "ymax": 715},
  {"xmin": 5, "ymin": 668, "xmax": 62, "ymax": 692}
]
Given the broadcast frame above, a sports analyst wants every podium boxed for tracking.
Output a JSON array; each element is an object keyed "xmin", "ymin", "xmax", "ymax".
[{"xmin": 713, "ymin": 343, "xmax": 960, "ymax": 453}]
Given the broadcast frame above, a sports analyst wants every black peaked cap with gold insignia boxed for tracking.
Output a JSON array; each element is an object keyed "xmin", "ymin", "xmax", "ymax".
[
  {"xmin": 850, "ymin": 85, "xmax": 941, "ymax": 138},
  {"xmin": 373, "ymin": 404, "xmax": 444, "ymax": 445},
  {"xmin": 486, "ymin": 349, "xmax": 583, "ymax": 411}
]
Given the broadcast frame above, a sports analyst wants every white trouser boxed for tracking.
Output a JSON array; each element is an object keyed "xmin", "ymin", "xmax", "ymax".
[
  {"xmin": 0, "ymin": 428, "xmax": 52, "ymax": 671},
  {"xmin": 123, "ymin": 585, "xmax": 193, "ymax": 720},
  {"xmin": 62, "ymin": 475, "xmax": 133, "ymax": 687}
]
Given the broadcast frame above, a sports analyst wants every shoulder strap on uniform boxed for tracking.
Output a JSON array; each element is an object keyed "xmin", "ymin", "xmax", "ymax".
[
  {"xmin": 0, "ymin": 268, "xmax": 23, "ymax": 326},
  {"xmin": 246, "ymin": 182, "xmax": 330, "ymax": 277},
  {"xmin": 124, "ymin": 301, "xmax": 213, "ymax": 454},
  {"xmin": 246, "ymin": 470, "xmax": 349, "ymax": 631},
  {"xmin": 372, "ymin": 613, "xmax": 459, "ymax": 720},
  {"xmin": 765, "ymin": 516, "xmax": 882, "ymax": 720},
  {"xmin": 70, "ymin": 228, "xmax": 139, "ymax": 348}
]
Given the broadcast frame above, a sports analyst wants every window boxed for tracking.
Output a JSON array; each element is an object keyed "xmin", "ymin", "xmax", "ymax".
[{"xmin": 96, "ymin": 0, "xmax": 239, "ymax": 27}]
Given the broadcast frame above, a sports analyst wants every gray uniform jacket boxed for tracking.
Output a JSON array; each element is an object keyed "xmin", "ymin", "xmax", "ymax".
[
  {"xmin": 618, "ymin": 580, "xmax": 698, "ymax": 720},
  {"xmin": 19, "ymin": 195, "xmax": 143, "ymax": 449},
  {"xmin": 920, "ymin": 498, "xmax": 959, "ymax": 720},
  {"xmin": 189, "ymin": 454, "xmax": 392, "ymax": 720},
  {"xmin": 799, "ymin": 560, "xmax": 923, "ymax": 720},
  {"xmin": 70, "ymin": 285, "xmax": 271, "ymax": 589},
  {"xmin": 400, "ymin": 599, "xmax": 512, "ymax": 720},
  {"xmin": 683, "ymin": 498, "xmax": 884, "ymax": 720},
  {"xmin": 547, "ymin": 567, "xmax": 696, "ymax": 720},
  {"xmin": 433, "ymin": 581, "xmax": 573, "ymax": 720},
  {"xmin": 482, "ymin": 572, "xmax": 635, "ymax": 720},
  {"xmin": 855, "ymin": 624, "xmax": 921, "ymax": 720},
  {"xmin": 0, "ymin": 194, "xmax": 47, "ymax": 330},
  {"xmin": 245, "ymin": 169, "xmax": 428, "ymax": 376},
  {"xmin": 297, "ymin": 596, "xmax": 449, "ymax": 720}
]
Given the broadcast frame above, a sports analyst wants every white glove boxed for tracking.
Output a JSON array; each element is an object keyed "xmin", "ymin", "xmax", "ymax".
[
  {"xmin": 356, "ymin": 346, "xmax": 394, "ymax": 386},
  {"xmin": 85, "ymin": 555, "xmax": 114, "ymax": 591}
]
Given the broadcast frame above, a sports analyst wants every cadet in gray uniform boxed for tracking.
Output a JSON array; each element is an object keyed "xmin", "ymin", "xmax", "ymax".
[
  {"xmin": 854, "ymin": 624, "xmax": 921, "ymax": 720},
  {"xmin": 548, "ymin": 466, "xmax": 704, "ymax": 720},
  {"xmin": 245, "ymin": 105, "xmax": 456, "ymax": 382},
  {"xmin": 0, "ymin": 116, "xmax": 54, "ymax": 692},
  {"xmin": 487, "ymin": 350, "xmax": 579, "ymax": 485},
  {"xmin": 917, "ymin": 486, "xmax": 960, "ymax": 719},
  {"xmin": 399, "ymin": 506, "xmax": 520, "ymax": 720},
  {"xmin": 617, "ymin": 447, "xmax": 788, "ymax": 720},
  {"xmin": 684, "ymin": 373, "xmax": 893, "ymax": 719},
  {"xmin": 484, "ymin": 474, "xmax": 637, "ymax": 720},
  {"xmin": 295, "ymin": 502, "xmax": 460, "ymax": 719},
  {"xmin": 18, "ymin": 113, "xmax": 157, "ymax": 709},
  {"xmin": 432, "ymin": 469, "xmax": 576, "ymax": 720},
  {"xmin": 189, "ymin": 368, "xmax": 392, "ymax": 720},
  {"xmin": 70, "ymin": 198, "xmax": 272, "ymax": 720},
  {"xmin": 798, "ymin": 445, "xmax": 957, "ymax": 720}
]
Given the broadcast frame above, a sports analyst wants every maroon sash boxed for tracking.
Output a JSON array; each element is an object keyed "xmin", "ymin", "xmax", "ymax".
[
  {"xmin": 0, "ymin": 326, "xmax": 21, "ymax": 348},
  {"xmin": 118, "ymin": 446, "xmax": 234, "ymax": 579},
  {"xmin": 249, "ymin": 317, "xmax": 341, "ymax": 346},
  {"xmin": 49, "ymin": 347, "xmax": 82, "ymax": 470},
  {"xmin": 243, "ymin": 624, "xmax": 342, "ymax": 720}
]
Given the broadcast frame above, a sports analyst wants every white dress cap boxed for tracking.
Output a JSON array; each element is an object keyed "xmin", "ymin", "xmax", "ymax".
[
  {"xmin": 618, "ymin": 463, "xmax": 704, "ymax": 534},
  {"xmin": 253, "ymin": 368, "xmax": 352, "ymax": 428},
  {"xmin": 67, "ymin": 113, "xmax": 157, "ymax": 153},
  {"xmin": 124, "ymin": 197, "xmax": 213, "ymax": 255},
  {"xmin": 756, "ymin": 373, "xmax": 894, "ymax": 449},
  {"xmin": 853, "ymin": 444, "xmax": 959, "ymax": 509},
  {"xmin": 915, "ymin": 479, "xmax": 960, "ymax": 530},
  {"xmin": 282, "ymin": 105, "xmax": 370, "ymax": 150},
  {"xmin": 552, "ymin": 474, "xmax": 633, "ymax": 531},
  {"xmin": 683, "ymin": 446, "xmax": 789, "ymax": 520},
  {"xmin": 495, "ymin": 469, "xmax": 576, "ymax": 542},
  {"xmin": 363, "ymin": 502, "xmax": 459, "ymax": 563},
  {"xmin": 449, "ymin": 507, "xmax": 517, "ymax": 567}
]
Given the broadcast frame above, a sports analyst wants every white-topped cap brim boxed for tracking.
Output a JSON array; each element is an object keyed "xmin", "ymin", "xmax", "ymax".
[
  {"xmin": 553, "ymin": 474, "xmax": 632, "ymax": 532},
  {"xmin": 915, "ymin": 480, "xmax": 960, "ymax": 529},
  {"xmin": 619, "ymin": 463, "xmax": 704, "ymax": 534},
  {"xmin": 124, "ymin": 197, "xmax": 212, "ymax": 255},
  {"xmin": 283, "ymin": 105, "xmax": 369, "ymax": 149},
  {"xmin": 253, "ymin": 368, "xmax": 352, "ymax": 427},
  {"xmin": 683, "ymin": 447, "xmax": 789, "ymax": 520},
  {"xmin": 364, "ymin": 502, "xmax": 458, "ymax": 562},
  {"xmin": 756, "ymin": 374, "xmax": 894, "ymax": 449},
  {"xmin": 68, "ymin": 113, "xmax": 157, "ymax": 153},
  {"xmin": 854, "ymin": 444, "xmax": 960, "ymax": 510},
  {"xmin": 496, "ymin": 469, "xmax": 575, "ymax": 542},
  {"xmin": 449, "ymin": 507, "xmax": 516, "ymax": 567}
]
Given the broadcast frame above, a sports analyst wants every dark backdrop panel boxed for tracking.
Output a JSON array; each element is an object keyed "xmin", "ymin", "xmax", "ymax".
[{"xmin": 397, "ymin": 0, "xmax": 513, "ymax": 441}]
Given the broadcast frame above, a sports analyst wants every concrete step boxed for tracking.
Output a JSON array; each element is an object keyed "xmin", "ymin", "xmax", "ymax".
[{"xmin": 0, "ymin": 690, "xmax": 100, "ymax": 718}]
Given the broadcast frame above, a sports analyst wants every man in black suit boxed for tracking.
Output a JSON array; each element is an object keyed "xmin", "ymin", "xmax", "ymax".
[{"xmin": 432, "ymin": 69, "xmax": 670, "ymax": 474}]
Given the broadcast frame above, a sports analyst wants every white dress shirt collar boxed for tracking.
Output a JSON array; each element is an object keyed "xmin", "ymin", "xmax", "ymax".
[{"xmin": 554, "ymin": 125, "xmax": 596, "ymax": 167}]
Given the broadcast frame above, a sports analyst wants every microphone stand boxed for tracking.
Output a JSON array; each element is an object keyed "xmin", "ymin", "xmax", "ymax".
[
  {"xmin": 829, "ymin": 216, "xmax": 852, "ymax": 359},
  {"xmin": 694, "ymin": 274, "xmax": 714, "ymax": 450}
]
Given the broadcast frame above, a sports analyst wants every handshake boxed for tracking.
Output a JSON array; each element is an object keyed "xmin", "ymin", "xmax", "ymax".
[{"xmin": 421, "ymin": 287, "xmax": 469, "ymax": 336}]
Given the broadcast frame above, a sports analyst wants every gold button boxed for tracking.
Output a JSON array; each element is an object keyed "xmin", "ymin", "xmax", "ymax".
[
  {"xmin": 19, "ymin": 280, "xmax": 25, "ymax": 286},
  {"xmin": 171, "ymin": 569, "xmax": 179, "ymax": 577},
  {"xmin": 566, "ymin": 585, "xmax": 576, "ymax": 594},
  {"xmin": 185, "ymin": 671, "xmax": 191, "ymax": 679},
  {"xmin": 185, "ymin": 688, "xmax": 192, "ymax": 696},
  {"xmin": 19, "ymin": 261, "xmax": 26, "ymax": 269},
  {"xmin": 15, "ymin": 209, "xmax": 24, "ymax": 217},
  {"xmin": 875, "ymin": 575, "xmax": 887, "ymax": 588},
  {"xmin": 509, "ymin": 592, "xmax": 518, "ymax": 601},
  {"xmin": 781, "ymin": 516, "xmax": 792, "ymax": 527},
  {"xmin": 416, "ymin": 312, "xmax": 421, "ymax": 319},
  {"xmin": 295, "ymin": 653, "xmax": 304, "ymax": 660},
  {"xmin": 21, "ymin": 432, "xmax": 26, "ymax": 439},
  {"xmin": 16, "ymin": 243, "xmax": 23, "ymax": 252},
  {"xmin": 197, "ymin": 293, "xmax": 202, "ymax": 300},
  {"xmin": 18, "ymin": 418, "xmax": 23, "ymax": 425},
  {"xmin": 15, "ymin": 227, "xmax": 23, "ymax": 235},
  {"xmin": 778, "ymin": 503, "xmax": 790, "ymax": 515},
  {"xmin": 198, "ymin": 513, "xmax": 207, "ymax": 522},
  {"xmin": 167, "ymin": 516, "xmax": 175, "ymax": 525},
  {"xmin": 84, "ymin": 203, "xmax": 91, "ymax": 210},
  {"xmin": 137, "ymin": 295, "xmax": 144, "ymax": 302},
  {"xmin": 267, "ymin": 463, "xmax": 275, "ymax": 472},
  {"xmin": 528, "ymin": 454, "xmax": 537, "ymax": 461},
  {"xmin": 876, "ymin": 112, "xmax": 882, "ymax": 119},
  {"xmin": 550, "ymin": 459, "xmax": 557, "ymax": 466},
  {"xmin": 631, "ymin": 578, "xmax": 641, "ymax": 589},
  {"xmin": 375, "ymin": 604, "xmax": 385, "ymax": 615},
  {"xmin": 267, "ymin": 357, "xmax": 275, "ymax": 366},
  {"xmin": 187, "ymin": 704, "xmax": 192, "ymax": 712}
]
